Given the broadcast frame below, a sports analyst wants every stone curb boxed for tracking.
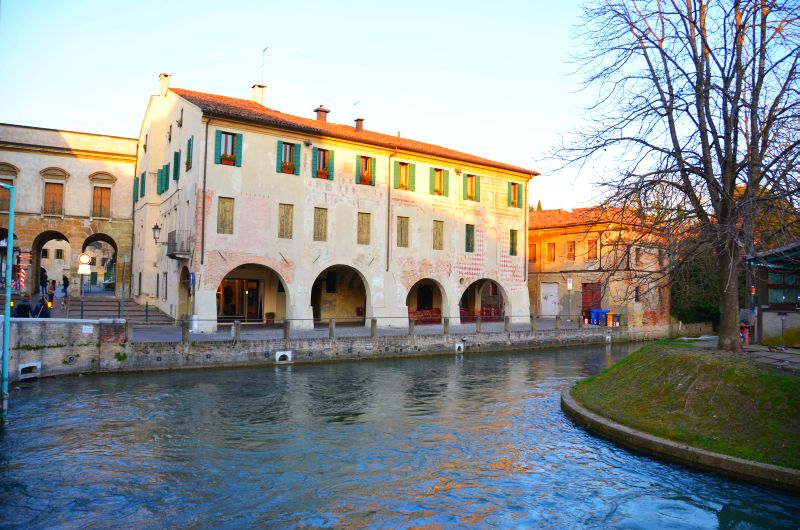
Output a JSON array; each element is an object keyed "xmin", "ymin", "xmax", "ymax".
[{"xmin": 561, "ymin": 387, "xmax": 800, "ymax": 493}]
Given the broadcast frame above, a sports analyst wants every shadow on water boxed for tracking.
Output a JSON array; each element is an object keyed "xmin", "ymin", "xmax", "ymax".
[{"xmin": 1, "ymin": 342, "xmax": 798, "ymax": 528}]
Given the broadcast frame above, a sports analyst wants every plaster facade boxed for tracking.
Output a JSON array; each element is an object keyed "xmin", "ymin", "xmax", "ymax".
[
  {"xmin": 528, "ymin": 208, "xmax": 670, "ymax": 331},
  {"xmin": 133, "ymin": 75, "xmax": 534, "ymax": 331},
  {"xmin": 0, "ymin": 123, "xmax": 137, "ymax": 297}
]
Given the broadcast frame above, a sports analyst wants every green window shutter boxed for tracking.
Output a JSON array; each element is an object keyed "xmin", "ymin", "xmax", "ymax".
[
  {"xmin": 312, "ymin": 147, "xmax": 318, "ymax": 178},
  {"xmin": 235, "ymin": 133, "xmax": 243, "ymax": 167},
  {"xmin": 476, "ymin": 176, "xmax": 481, "ymax": 202},
  {"xmin": 429, "ymin": 168, "xmax": 435, "ymax": 194},
  {"xmin": 174, "ymin": 151, "xmax": 180, "ymax": 180},
  {"xmin": 276, "ymin": 140, "xmax": 284, "ymax": 173},
  {"xmin": 133, "ymin": 177, "xmax": 138, "ymax": 204},
  {"xmin": 410, "ymin": 164, "xmax": 416, "ymax": 192},
  {"xmin": 393, "ymin": 160, "xmax": 399, "ymax": 189},
  {"xmin": 140, "ymin": 171, "xmax": 145, "ymax": 196},
  {"xmin": 165, "ymin": 163, "xmax": 170, "ymax": 189},
  {"xmin": 518, "ymin": 182, "xmax": 524, "ymax": 208},
  {"xmin": 463, "ymin": 173, "xmax": 468, "ymax": 200},
  {"xmin": 444, "ymin": 170, "xmax": 449, "ymax": 197},
  {"xmin": 214, "ymin": 130, "xmax": 222, "ymax": 164},
  {"xmin": 356, "ymin": 155, "xmax": 362, "ymax": 184},
  {"xmin": 293, "ymin": 143, "xmax": 300, "ymax": 175},
  {"xmin": 508, "ymin": 182, "xmax": 513, "ymax": 207},
  {"xmin": 466, "ymin": 224, "xmax": 474, "ymax": 252},
  {"xmin": 156, "ymin": 168, "xmax": 161, "ymax": 194},
  {"xmin": 370, "ymin": 157, "xmax": 376, "ymax": 186},
  {"xmin": 328, "ymin": 150, "xmax": 335, "ymax": 180},
  {"xmin": 187, "ymin": 136, "xmax": 193, "ymax": 169}
]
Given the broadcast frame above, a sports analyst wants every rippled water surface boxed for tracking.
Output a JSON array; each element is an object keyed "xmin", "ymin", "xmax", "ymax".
[{"xmin": 1, "ymin": 345, "xmax": 798, "ymax": 528}]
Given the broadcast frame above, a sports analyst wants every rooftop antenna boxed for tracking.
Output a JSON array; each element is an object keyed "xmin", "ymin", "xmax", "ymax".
[{"xmin": 260, "ymin": 46, "xmax": 270, "ymax": 84}]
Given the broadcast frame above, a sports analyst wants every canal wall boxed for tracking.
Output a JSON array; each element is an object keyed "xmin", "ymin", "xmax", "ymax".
[{"xmin": 4, "ymin": 319, "xmax": 669, "ymax": 383}]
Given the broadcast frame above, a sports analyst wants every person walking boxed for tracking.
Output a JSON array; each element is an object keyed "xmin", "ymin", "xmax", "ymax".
[
  {"xmin": 33, "ymin": 296, "xmax": 50, "ymax": 318},
  {"xmin": 14, "ymin": 295, "xmax": 32, "ymax": 318},
  {"xmin": 48, "ymin": 279, "xmax": 56, "ymax": 304},
  {"xmin": 40, "ymin": 267, "xmax": 48, "ymax": 297},
  {"xmin": 61, "ymin": 275, "xmax": 70, "ymax": 310}
]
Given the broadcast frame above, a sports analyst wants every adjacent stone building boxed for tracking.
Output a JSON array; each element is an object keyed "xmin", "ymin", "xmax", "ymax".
[
  {"xmin": 0, "ymin": 123, "xmax": 137, "ymax": 297},
  {"xmin": 133, "ymin": 74, "xmax": 536, "ymax": 331},
  {"xmin": 528, "ymin": 207, "xmax": 670, "ymax": 331}
]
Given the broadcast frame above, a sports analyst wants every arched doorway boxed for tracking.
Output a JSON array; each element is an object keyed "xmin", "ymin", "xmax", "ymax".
[
  {"xmin": 406, "ymin": 279, "xmax": 445, "ymax": 324},
  {"xmin": 31, "ymin": 230, "xmax": 70, "ymax": 296},
  {"xmin": 216, "ymin": 263, "xmax": 286, "ymax": 323},
  {"xmin": 311, "ymin": 265, "xmax": 367, "ymax": 325},
  {"xmin": 82, "ymin": 233, "xmax": 118, "ymax": 296},
  {"xmin": 459, "ymin": 279, "xmax": 507, "ymax": 323}
]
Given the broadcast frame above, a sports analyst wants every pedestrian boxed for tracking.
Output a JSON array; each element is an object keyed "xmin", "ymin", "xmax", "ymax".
[
  {"xmin": 61, "ymin": 275, "xmax": 70, "ymax": 310},
  {"xmin": 40, "ymin": 267, "xmax": 48, "ymax": 297},
  {"xmin": 14, "ymin": 294, "xmax": 32, "ymax": 318},
  {"xmin": 48, "ymin": 279, "xmax": 56, "ymax": 304},
  {"xmin": 33, "ymin": 296, "xmax": 50, "ymax": 318}
]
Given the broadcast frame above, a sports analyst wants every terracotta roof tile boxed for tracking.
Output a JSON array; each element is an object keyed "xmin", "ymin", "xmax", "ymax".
[
  {"xmin": 170, "ymin": 88, "xmax": 537, "ymax": 177},
  {"xmin": 528, "ymin": 207, "xmax": 628, "ymax": 229}
]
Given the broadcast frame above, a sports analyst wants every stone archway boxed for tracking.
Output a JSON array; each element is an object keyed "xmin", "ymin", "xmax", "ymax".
[
  {"xmin": 81, "ymin": 233, "xmax": 118, "ymax": 297},
  {"xmin": 405, "ymin": 278, "xmax": 447, "ymax": 324},
  {"xmin": 178, "ymin": 266, "xmax": 191, "ymax": 320},
  {"xmin": 458, "ymin": 278, "xmax": 508, "ymax": 323},
  {"xmin": 216, "ymin": 263, "xmax": 287, "ymax": 323},
  {"xmin": 310, "ymin": 265, "xmax": 368, "ymax": 325},
  {"xmin": 31, "ymin": 230, "xmax": 70, "ymax": 296}
]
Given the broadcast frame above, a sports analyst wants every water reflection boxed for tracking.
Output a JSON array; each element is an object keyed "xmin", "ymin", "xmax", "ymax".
[{"xmin": 1, "ymin": 344, "xmax": 798, "ymax": 528}]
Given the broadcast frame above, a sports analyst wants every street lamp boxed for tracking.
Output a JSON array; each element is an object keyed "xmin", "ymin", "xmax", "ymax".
[{"xmin": 152, "ymin": 223, "xmax": 164, "ymax": 245}]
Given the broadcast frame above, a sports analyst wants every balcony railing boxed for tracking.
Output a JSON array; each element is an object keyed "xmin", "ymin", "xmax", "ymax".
[{"xmin": 167, "ymin": 230, "xmax": 192, "ymax": 260}]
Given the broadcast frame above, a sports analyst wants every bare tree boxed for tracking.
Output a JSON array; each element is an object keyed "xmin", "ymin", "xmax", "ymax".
[{"xmin": 560, "ymin": 0, "xmax": 800, "ymax": 351}]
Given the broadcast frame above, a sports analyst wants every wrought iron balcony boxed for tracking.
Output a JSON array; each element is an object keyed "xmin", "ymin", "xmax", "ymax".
[{"xmin": 167, "ymin": 230, "xmax": 192, "ymax": 260}]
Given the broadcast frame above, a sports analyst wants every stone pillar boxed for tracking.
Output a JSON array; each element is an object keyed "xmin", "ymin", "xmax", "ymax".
[
  {"xmin": 329, "ymin": 318, "xmax": 336, "ymax": 338},
  {"xmin": 283, "ymin": 319, "xmax": 291, "ymax": 340},
  {"xmin": 443, "ymin": 316, "xmax": 450, "ymax": 336},
  {"xmin": 370, "ymin": 318, "xmax": 377, "ymax": 338},
  {"xmin": 530, "ymin": 315, "xmax": 537, "ymax": 331},
  {"xmin": 555, "ymin": 316, "xmax": 561, "ymax": 331},
  {"xmin": 182, "ymin": 320, "xmax": 190, "ymax": 343},
  {"xmin": 504, "ymin": 315, "xmax": 511, "ymax": 333},
  {"xmin": 476, "ymin": 316, "xmax": 482, "ymax": 334},
  {"xmin": 233, "ymin": 320, "xmax": 241, "ymax": 342},
  {"xmin": 408, "ymin": 317, "xmax": 415, "ymax": 337}
]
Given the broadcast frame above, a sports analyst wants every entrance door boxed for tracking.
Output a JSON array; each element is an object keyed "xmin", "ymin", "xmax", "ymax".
[
  {"xmin": 417, "ymin": 284, "xmax": 434, "ymax": 310},
  {"xmin": 582, "ymin": 282, "xmax": 601, "ymax": 311},
  {"xmin": 540, "ymin": 282, "xmax": 559, "ymax": 317}
]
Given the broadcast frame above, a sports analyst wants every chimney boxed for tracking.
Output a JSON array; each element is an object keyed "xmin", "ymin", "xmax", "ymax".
[
  {"xmin": 314, "ymin": 105, "xmax": 330, "ymax": 122},
  {"xmin": 158, "ymin": 73, "xmax": 171, "ymax": 96},
  {"xmin": 354, "ymin": 118, "xmax": 364, "ymax": 132},
  {"xmin": 251, "ymin": 84, "xmax": 266, "ymax": 106}
]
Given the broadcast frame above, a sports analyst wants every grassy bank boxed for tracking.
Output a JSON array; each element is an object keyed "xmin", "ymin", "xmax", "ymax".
[{"xmin": 572, "ymin": 340, "xmax": 800, "ymax": 469}]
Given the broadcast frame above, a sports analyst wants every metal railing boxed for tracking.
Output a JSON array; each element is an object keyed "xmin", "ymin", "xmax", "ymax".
[{"xmin": 167, "ymin": 230, "xmax": 192, "ymax": 258}]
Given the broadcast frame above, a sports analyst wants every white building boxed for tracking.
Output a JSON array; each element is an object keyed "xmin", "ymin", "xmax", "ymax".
[{"xmin": 133, "ymin": 74, "xmax": 536, "ymax": 331}]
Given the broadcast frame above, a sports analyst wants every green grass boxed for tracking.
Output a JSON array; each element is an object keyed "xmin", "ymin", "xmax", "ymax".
[
  {"xmin": 761, "ymin": 328, "xmax": 800, "ymax": 347},
  {"xmin": 573, "ymin": 340, "xmax": 800, "ymax": 469}
]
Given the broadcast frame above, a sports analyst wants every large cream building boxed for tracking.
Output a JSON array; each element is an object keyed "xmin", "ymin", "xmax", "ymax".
[
  {"xmin": 133, "ymin": 74, "xmax": 535, "ymax": 331},
  {"xmin": 0, "ymin": 123, "xmax": 136, "ymax": 297}
]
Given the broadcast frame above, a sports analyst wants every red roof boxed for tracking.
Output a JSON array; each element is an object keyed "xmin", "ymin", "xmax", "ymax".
[
  {"xmin": 170, "ymin": 88, "xmax": 537, "ymax": 177},
  {"xmin": 529, "ymin": 207, "xmax": 629, "ymax": 229}
]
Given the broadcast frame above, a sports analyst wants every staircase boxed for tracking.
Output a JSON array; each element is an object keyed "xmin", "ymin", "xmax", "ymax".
[{"xmin": 66, "ymin": 297, "xmax": 175, "ymax": 324}]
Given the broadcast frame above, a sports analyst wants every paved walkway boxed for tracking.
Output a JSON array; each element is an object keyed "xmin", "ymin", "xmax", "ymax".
[
  {"xmin": 131, "ymin": 318, "xmax": 591, "ymax": 343},
  {"xmin": 745, "ymin": 345, "xmax": 800, "ymax": 374}
]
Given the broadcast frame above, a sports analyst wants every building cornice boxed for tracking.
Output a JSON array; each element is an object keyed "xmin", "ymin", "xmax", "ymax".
[{"xmin": 0, "ymin": 141, "xmax": 137, "ymax": 163}]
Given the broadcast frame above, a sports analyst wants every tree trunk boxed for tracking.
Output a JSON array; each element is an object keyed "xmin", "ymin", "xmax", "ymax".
[{"xmin": 717, "ymin": 250, "xmax": 742, "ymax": 352}]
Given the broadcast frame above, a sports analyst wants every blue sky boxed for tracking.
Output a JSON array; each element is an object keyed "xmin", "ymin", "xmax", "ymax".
[{"xmin": 0, "ymin": 0, "xmax": 600, "ymax": 209}]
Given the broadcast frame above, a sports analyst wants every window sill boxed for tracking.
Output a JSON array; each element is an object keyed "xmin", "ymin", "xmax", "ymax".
[
  {"xmin": 280, "ymin": 168, "xmax": 295, "ymax": 175},
  {"xmin": 42, "ymin": 212, "xmax": 64, "ymax": 218},
  {"xmin": 220, "ymin": 158, "xmax": 236, "ymax": 166}
]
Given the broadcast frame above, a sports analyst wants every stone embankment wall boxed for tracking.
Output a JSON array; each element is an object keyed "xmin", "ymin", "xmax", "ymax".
[{"xmin": 4, "ymin": 319, "xmax": 669, "ymax": 383}]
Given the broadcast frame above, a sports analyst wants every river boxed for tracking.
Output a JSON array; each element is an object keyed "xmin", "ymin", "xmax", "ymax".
[{"xmin": 1, "ymin": 345, "xmax": 798, "ymax": 528}]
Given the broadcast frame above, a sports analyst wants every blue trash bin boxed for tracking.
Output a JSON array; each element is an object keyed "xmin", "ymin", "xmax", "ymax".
[
  {"xmin": 589, "ymin": 309, "xmax": 599, "ymax": 326},
  {"xmin": 598, "ymin": 309, "xmax": 610, "ymax": 326}
]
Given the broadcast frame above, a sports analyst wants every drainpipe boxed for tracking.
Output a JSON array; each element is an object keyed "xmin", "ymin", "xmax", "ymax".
[
  {"xmin": 127, "ymin": 138, "xmax": 140, "ymax": 300},
  {"xmin": 201, "ymin": 115, "xmax": 211, "ymax": 264},
  {"xmin": 386, "ymin": 147, "xmax": 398, "ymax": 271}
]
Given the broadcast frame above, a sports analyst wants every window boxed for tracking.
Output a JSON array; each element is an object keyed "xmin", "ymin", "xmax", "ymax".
[
  {"xmin": 140, "ymin": 171, "xmax": 146, "ymax": 197},
  {"xmin": 635, "ymin": 247, "xmax": 642, "ymax": 265},
  {"xmin": 634, "ymin": 285, "xmax": 641, "ymax": 302},
  {"xmin": 173, "ymin": 151, "xmax": 180, "ymax": 180},
  {"xmin": 163, "ymin": 272, "xmax": 168, "ymax": 300},
  {"xmin": 90, "ymin": 257, "xmax": 97, "ymax": 266},
  {"xmin": 767, "ymin": 272, "xmax": 800, "ymax": 305},
  {"xmin": 101, "ymin": 257, "xmax": 108, "ymax": 267},
  {"xmin": 466, "ymin": 224, "xmax": 475, "ymax": 253},
  {"xmin": 185, "ymin": 136, "xmax": 193, "ymax": 171},
  {"xmin": 508, "ymin": 182, "xmax": 522, "ymax": 208},
  {"xmin": 658, "ymin": 249, "xmax": 665, "ymax": 267},
  {"xmin": 55, "ymin": 249, "xmax": 64, "ymax": 260},
  {"xmin": 357, "ymin": 212, "xmax": 371, "ymax": 245},
  {"xmin": 279, "ymin": 141, "xmax": 299, "ymax": 174},
  {"xmin": 41, "ymin": 249, "xmax": 49, "ymax": 259},
  {"xmin": 156, "ymin": 272, "xmax": 159, "ymax": 298},
  {"xmin": 357, "ymin": 155, "xmax": 376, "ymax": 185},
  {"xmin": 92, "ymin": 186, "xmax": 111, "ymax": 217},
  {"xmin": 433, "ymin": 220, "xmax": 444, "ymax": 250},
  {"xmin": 313, "ymin": 207, "xmax": 328, "ymax": 241},
  {"xmin": 133, "ymin": 176, "xmax": 139, "ymax": 204},
  {"xmin": 430, "ymin": 168, "xmax": 450, "ymax": 196},
  {"xmin": 547, "ymin": 242, "xmax": 555, "ymax": 262},
  {"xmin": 529, "ymin": 243, "xmax": 537, "ymax": 263},
  {"xmin": 278, "ymin": 203, "xmax": 293, "ymax": 239},
  {"xmin": 217, "ymin": 197, "xmax": 234, "ymax": 234},
  {"xmin": 313, "ymin": 148, "xmax": 333, "ymax": 179},
  {"xmin": 397, "ymin": 216, "xmax": 410, "ymax": 248},
  {"xmin": 566, "ymin": 241, "xmax": 575, "ymax": 261},
  {"xmin": 464, "ymin": 174, "xmax": 480, "ymax": 201},
  {"xmin": 587, "ymin": 239, "xmax": 598, "ymax": 260},
  {"xmin": 510, "ymin": 230, "xmax": 518, "ymax": 256},
  {"xmin": 43, "ymin": 182, "xmax": 64, "ymax": 215},
  {"xmin": 215, "ymin": 130, "xmax": 242, "ymax": 167},
  {"xmin": 0, "ymin": 178, "xmax": 13, "ymax": 211},
  {"xmin": 395, "ymin": 162, "xmax": 413, "ymax": 191}
]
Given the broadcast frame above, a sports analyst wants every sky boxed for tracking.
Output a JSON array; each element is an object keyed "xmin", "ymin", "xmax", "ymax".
[{"xmin": 0, "ymin": 0, "xmax": 603, "ymax": 210}]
